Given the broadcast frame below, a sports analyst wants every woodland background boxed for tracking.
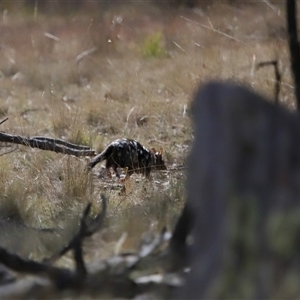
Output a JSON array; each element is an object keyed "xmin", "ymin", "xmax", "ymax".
[{"xmin": 0, "ymin": 0, "xmax": 295, "ymax": 298}]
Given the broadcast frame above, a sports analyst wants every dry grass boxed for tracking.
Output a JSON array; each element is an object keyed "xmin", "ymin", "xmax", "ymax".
[{"xmin": 0, "ymin": 1, "xmax": 294, "ymax": 264}]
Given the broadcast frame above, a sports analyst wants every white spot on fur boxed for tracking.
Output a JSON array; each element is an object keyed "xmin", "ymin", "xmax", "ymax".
[{"xmin": 112, "ymin": 139, "xmax": 124, "ymax": 147}]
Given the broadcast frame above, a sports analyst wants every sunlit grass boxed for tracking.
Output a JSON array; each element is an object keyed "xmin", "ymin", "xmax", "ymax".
[{"xmin": 0, "ymin": 1, "xmax": 291, "ymax": 262}]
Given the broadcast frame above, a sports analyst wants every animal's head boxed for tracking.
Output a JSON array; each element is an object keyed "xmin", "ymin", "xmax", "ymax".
[{"xmin": 150, "ymin": 147, "xmax": 167, "ymax": 170}]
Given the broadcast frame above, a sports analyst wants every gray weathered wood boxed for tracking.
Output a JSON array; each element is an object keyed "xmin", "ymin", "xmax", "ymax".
[
  {"xmin": 0, "ymin": 132, "xmax": 95, "ymax": 157},
  {"xmin": 177, "ymin": 81, "xmax": 300, "ymax": 299}
]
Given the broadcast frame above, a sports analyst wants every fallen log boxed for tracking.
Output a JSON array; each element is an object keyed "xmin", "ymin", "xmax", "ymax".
[{"xmin": 0, "ymin": 132, "xmax": 95, "ymax": 157}]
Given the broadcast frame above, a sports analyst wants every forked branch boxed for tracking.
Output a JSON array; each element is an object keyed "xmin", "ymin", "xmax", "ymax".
[
  {"xmin": 46, "ymin": 195, "xmax": 107, "ymax": 277},
  {"xmin": 0, "ymin": 197, "xmax": 107, "ymax": 288}
]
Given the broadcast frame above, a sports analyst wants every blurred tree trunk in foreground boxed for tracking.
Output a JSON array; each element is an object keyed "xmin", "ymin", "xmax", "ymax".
[{"xmin": 176, "ymin": 82, "xmax": 300, "ymax": 299}]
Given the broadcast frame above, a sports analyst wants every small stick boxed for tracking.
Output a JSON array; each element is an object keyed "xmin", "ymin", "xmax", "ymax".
[
  {"xmin": 256, "ymin": 60, "xmax": 282, "ymax": 104},
  {"xmin": 180, "ymin": 16, "xmax": 249, "ymax": 47},
  {"xmin": 0, "ymin": 117, "xmax": 8, "ymax": 126},
  {"xmin": 172, "ymin": 41, "xmax": 187, "ymax": 55},
  {"xmin": 0, "ymin": 147, "xmax": 18, "ymax": 157},
  {"xmin": 75, "ymin": 47, "xmax": 97, "ymax": 63}
]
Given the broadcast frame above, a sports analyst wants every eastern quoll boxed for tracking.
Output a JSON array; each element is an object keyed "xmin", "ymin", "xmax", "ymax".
[{"xmin": 88, "ymin": 138, "xmax": 167, "ymax": 179}]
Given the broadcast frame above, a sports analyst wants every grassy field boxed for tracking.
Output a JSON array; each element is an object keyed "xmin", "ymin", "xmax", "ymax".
[{"xmin": 0, "ymin": 1, "xmax": 294, "ymax": 267}]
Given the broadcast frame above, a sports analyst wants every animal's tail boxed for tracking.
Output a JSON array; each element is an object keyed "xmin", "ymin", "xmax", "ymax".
[{"xmin": 87, "ymin": 146, "xmax": 110, "ymax": 169}]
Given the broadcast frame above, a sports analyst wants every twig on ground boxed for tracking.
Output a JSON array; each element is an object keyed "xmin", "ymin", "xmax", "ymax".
[
  {"xmin": 0, "ymin": 146, "xmax": 18, "ymax": 157},
  {"xmin": 180, "ymin": 16, "xmax": 249, "ymax": 47},
  {"xmin": 0, "ymin": 118, "xmax": 8, "ymax": 126},
  {"xmin": 44, "ymin": 32, "xmax": 60, "ymax": 41},
  {"xmin": 172, "ymin": 41, "xmax": 187, "ymax": 55},
  {"xmin": 75, "ymin": 47, "xmax": 98, "ymax": 63},
  {"xmin": 147, "ymin": 139, "xmax": 168, "ymax": 145}
]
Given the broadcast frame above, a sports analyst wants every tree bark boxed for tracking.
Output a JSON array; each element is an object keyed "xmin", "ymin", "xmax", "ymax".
[{"xmin": 176, "ymin": 81, "xmax": 300, "ymax": 299}]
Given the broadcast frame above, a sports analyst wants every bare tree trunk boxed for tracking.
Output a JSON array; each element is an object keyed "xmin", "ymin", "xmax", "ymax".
[{"xmin": 175, "ymin": 81, "xmax": 300, "ymax": 299}]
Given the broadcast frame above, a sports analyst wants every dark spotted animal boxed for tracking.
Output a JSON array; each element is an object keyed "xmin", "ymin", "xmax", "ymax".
[{"xmin": 88, "ymin": 138, "xmax": 167, "ymax": 179}]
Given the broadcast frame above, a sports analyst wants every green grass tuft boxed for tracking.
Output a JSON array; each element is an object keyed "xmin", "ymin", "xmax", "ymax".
[{"xmin": 142, "ymin": 32, "xmax": 166, "ymax": 58}]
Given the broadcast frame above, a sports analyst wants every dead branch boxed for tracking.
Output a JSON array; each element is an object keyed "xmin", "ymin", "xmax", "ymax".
[
  {"xmin": 0, "ymin": 132, "xmax": 95, "ymax": 157},
  {"xmin": 46, "ymin": 195, "xmax": 107, "ymax": 274},
  {"xmin": 256, "ymin": 60, "xmax": 281, "ymax": 104},
  {"xmin": 287, "ymin": 0, "xmax": 300, "ymax": 110},
  {"xmin": 0, "ymin": 146, "xmax": 18, "ymax": 157},
  {"xmin": 75, "ymin": 47, "xmax": 97, "ymax": 63},
  {"xmin": 0, "ymin": 194, "xmax": 182, "ymax": 299},
  {"xmin": 0, "ymin": 197, "xmax": 107, "ymax": 289},
  {"xmin": 69, "ymin": 199, "xmax": 107, "ymax": 277},
  {"xmin": 180, "ymin": 16, "xmax": 249, "ymax": 47},
  {"xmin": 0, "ymin": 247, "xmax": 75, "ymax": 289}
]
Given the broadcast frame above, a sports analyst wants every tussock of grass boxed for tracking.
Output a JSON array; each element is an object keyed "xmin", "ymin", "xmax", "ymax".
[
  {"xmin": 0, "ymin": 152, "xmax": 91, "ymax": 227},
  {"xmin": 0, "ymin": 178, "xmax": 25, "ymax": 222},
  {"xmin": 60, "ymin": 156, "xmax": 93, "ymax": 202},
  {"xmin": 0, "ymin": 158, "xmax": 27, "ymax": 220},
  {"xmin": 0, "ymin": 106, "xmax": 9, "ymax": 118},
  {"xmin": 69, "ymin": 127, "xmax": 93, "ymax": 146},
  {"xmin": 142, "ymin": 32, "xmax": 166, "ymax": 58}
]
